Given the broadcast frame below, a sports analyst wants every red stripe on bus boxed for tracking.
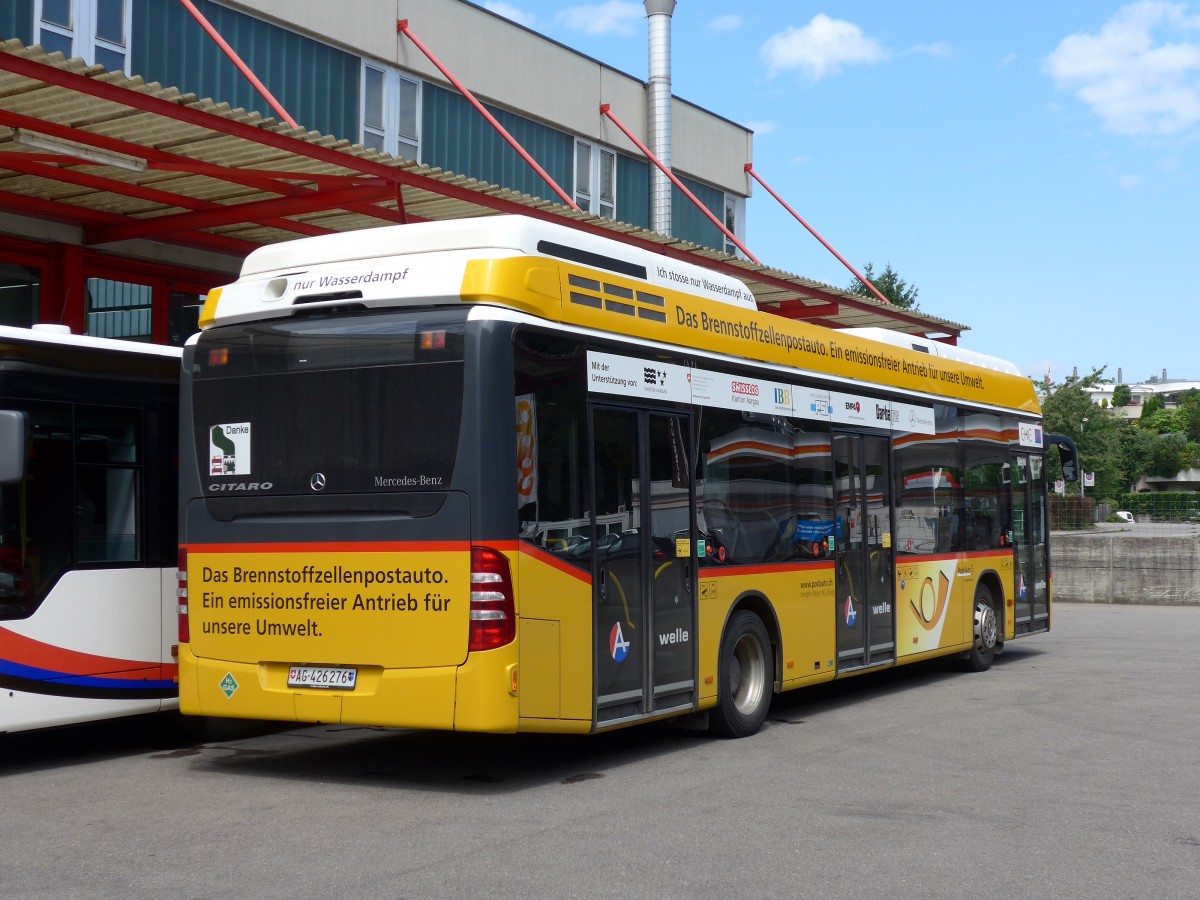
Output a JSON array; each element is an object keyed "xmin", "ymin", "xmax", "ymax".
[
  {"xmin": 517, "ymin": 543, "xmax": 593, "ymax": 583},
  {"xmin": 0, "ymin": 626, "xmax": 171, "ymax": 680},
  {"xmin": 705, "ymin": 561, "xmax": 836, "ymax": 579},
  {"xmin": 183, "ymin": 540, "xmax": 472, "ymax": 554}
]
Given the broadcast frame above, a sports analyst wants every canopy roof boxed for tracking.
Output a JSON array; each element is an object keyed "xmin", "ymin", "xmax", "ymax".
[{"xmin": 0, "ymin": 40, "xmax": 966, "ymax": 340}]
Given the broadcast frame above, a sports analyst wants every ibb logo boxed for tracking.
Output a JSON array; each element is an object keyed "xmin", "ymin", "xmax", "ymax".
[
  {"xmin": 774, "ymin": 388, "xmax": 791, "ymax": 404},
  {"xmin": 732, "ymin": 381, "xmax": 760, "ymax": 396}
]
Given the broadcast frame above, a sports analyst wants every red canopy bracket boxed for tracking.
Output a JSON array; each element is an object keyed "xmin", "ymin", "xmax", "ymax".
[
  {"xmin": 745, "ymin": 164, "xmax": 892, "ymax": 308},
  {"xmin": 600, "ymin": 103, "xmax": 759, "ymax": 264},
  {"xmin": 398, "ymin": 19, "xmax": 578, "ymax": 211}
]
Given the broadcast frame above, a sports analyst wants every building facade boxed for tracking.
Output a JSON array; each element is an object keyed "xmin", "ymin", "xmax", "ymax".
[
  {"xmin": 1, "ymin": 0, "xmax": 759, "ymax": 345},
  {"xmin": 2, "ymin": 0, "xmax": 969, "ymax": 347}
]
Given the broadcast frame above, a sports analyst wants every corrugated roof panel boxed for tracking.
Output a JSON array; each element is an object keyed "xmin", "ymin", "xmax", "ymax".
[{"xmin": 0, "ymin": 40, "xmax": 967, "ymax": 338}]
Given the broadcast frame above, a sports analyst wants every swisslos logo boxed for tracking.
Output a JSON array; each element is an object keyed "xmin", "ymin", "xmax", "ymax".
[
  {"xmin": 731, "ymin": 381, "xmax": 760, "ymax": 396},
  {"xmin": 845, "ymin": 400, "xmax": 861, "ymax": 413}
]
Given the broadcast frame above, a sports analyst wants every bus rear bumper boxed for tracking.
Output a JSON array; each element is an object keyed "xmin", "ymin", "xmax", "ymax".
[{"xmin": 177, "ymin": 644, "xmax": 519, "ymax": 732}]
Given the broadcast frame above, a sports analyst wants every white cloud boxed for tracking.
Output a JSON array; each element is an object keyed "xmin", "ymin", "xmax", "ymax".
[
  {"xmin": 1043, "ymin": 1, "xmax": 1200, "ymax": 136},
  {"xmin": 998, "ymin": 52, "xmax": 1018, "ymax": 69},
  {"xmin": 744, "ymin": 120, "xmax": 777, "ymax": 135},
  {"xmin": 761, "ymin": 14, "xmax": 889, "ymax": 80},
  {"xmin": 556, "ymin": 2, "xmax": 643, "ymax": 37},
  {"xmin": 708, "ymin": 15, "xmax": 743, "ymax": 33},
  {"xmin": 484, "ymin": 3, "xmax": 535, "ymax": 28},
  {"xmin": 907, "ymin": 41, "xmax": 955, "ymax": 60},
  {"xmin": 1120, "ymin": 172, "xmax": 1146, "ymax": 188}
]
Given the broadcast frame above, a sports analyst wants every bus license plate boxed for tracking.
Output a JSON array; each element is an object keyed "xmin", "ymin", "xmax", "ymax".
[{"xmin": 287, "ymin": 665, "xmax": 357, "ymax": 690}]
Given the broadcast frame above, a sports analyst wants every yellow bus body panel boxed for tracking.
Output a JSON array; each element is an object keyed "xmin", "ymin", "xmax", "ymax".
[
  {"xmin": 513, "ymin": 545, "xmax": 593, "ymax": 724},
  {"xmin": 462, "ymin": 257, "xmax": 1041, "ymax": 416}
]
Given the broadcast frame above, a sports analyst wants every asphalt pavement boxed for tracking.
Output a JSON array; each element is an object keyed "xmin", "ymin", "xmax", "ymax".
[{"xmin": 2, "ymin": 603, "xmax": 1198, "ymax": 899}]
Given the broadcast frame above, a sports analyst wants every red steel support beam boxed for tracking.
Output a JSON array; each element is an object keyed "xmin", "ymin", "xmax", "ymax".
[
  {"xmin": 0, "ymin": 110, "xmax": 407, "ymax": 235},
  {"xmin": 745, "ymin": 164, "xmax": 893, "ymax": 308},
  {"xmin": 0, "ymin": 154, "xmax": 332, "ymax": 239},
  {"xmin": 771, "ymin": 298, "xmax": 841, "ymax": 320},
  {"xmin": 0, "ymin": 190, "xmax": 259, "ymax": 256},
  {"xmin": 600, "ymin": 103, "xmax": 759, "ymax": 264},
  {"xmin": 177, "ymin": 0, "xmax": 299, "ymax": 128},
  {"xmin": 397, "ymin": 19, "xmax": 579, "ymax": 211},
  {"xmin": 84, "ymin": 183, "xmax": 396, "ymax": 245}
]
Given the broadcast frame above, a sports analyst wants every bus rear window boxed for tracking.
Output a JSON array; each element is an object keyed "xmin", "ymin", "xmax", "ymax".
[{"xmin": 193, "ymin": 312, "xmax": 465, "ymax": 495}]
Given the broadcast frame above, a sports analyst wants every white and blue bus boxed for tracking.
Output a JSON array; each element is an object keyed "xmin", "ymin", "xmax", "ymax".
[{"xmin": 0, "ymin": 325, "xmax": 180, "ymax": 733}]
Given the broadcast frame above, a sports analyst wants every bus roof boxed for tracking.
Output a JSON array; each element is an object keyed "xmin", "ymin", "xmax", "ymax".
[
  {"xmin": 224, "ymin": 213, "xmax": 756, "ymax": 310},
  {"xmin": 200, "ymin": 215, "xmax": 1040, "ymax": 416},
  {"xmin": 0, "ymin": 325, "xmax": 182, "ymax": 359}
]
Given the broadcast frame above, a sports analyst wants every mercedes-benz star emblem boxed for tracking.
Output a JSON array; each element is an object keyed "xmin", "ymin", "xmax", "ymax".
[{"xmin": 310, "ymin": 473, "xmax": 326, "ymax": 492}]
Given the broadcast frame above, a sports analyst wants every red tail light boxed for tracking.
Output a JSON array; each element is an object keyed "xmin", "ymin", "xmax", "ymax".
[
  {"xmin": 469, "ymin": 546, "xmax": 515, "ymax": 652},
  {"xmin": 177, "ymin": 548, "xmax": 190, "ymax": 644}
]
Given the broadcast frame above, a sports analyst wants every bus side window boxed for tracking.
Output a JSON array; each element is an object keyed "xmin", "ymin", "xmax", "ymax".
[
  {"xmin": 22, "ymin": 406, "xmax": 74, "ymax": 606},
  {"xmin": 75, "ymin": 407, "xmax": 141, "ymax": 563}
]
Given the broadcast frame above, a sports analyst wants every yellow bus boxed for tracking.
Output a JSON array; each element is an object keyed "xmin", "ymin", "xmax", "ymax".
[{"xmin": 177, "ymin": 215, "xmax": 1068, "ymax": 737}]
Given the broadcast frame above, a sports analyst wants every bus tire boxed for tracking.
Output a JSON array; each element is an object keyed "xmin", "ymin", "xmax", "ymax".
[
  {"xmin": 710, "ymin": 610, "xmax": 773, "ymax": 738},
  {"xmin": 961, "ymin": 583, "xmax": 999, "ymax": 672}
]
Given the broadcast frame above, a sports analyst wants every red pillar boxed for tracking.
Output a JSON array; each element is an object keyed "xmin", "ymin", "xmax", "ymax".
[{"xmin": 43, "ymin": 244, "xmax": 86, "ymax": 333}]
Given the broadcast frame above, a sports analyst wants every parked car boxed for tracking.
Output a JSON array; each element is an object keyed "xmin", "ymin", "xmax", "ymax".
[{"xmin": 1115, "ymin": 510, "xmax": 1135, "ymax": 524}]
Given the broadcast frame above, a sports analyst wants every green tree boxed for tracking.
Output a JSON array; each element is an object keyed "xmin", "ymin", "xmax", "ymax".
[
  {"xmin": 1141, "ymin": 407, "xmax": 1184, "ymax": 435},
  {"xmin": 1179, "ymin": 389, "xmax": 1200, "ymax": 442},
  {"xmin": 1040, "ymin": 368, "xmax": 1123, "ymax": 497},
  {"xmin": 1112, "ymin": 384, "xmax": 1132, "ymax": 407},
  {"xmin": 1120, "ymin": 426, "xmax": 1156, "ymax": 487},
  {"xmin": 1140, "ymin": 393, "xmax": 1166, "ymax": 420},
  {"xmin": 1148, "ymin": 432, "xmax": 1194, "ymax": 478},
  {"xmin": 847, "ymin": 262, "xmax": 919, "ymax": 309}
]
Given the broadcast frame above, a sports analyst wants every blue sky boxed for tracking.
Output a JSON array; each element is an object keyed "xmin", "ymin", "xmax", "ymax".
[{"xmin": 481, "ymin": 1, "xmax": 1199, "ymax": 385}]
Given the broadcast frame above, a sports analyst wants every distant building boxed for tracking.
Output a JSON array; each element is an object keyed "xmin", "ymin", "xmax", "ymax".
[
  {"xmin": 1087, "ymin": 376, "xmax": 1200, "ymax": 420},
  {"xmin": 1086, "ymin": 373, "xmax": 1200, "ymax": 491}
]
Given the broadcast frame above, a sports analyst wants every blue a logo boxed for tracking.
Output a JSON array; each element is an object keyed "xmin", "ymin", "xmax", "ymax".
[
  {"xmin": 609, "ymin": 622, "xmax": 630, "ymax": 662},
  {"xmin": 844, "ymin": 596, "xmax": 857, "ymax": 627}
]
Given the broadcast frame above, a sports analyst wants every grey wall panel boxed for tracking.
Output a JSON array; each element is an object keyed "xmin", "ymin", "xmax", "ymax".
[
  {"xmin": 616, "ymin": 154, "xmax": 650, "ymax": 230},
  {"xmin": 423, "ymin": 83, "xmax": 573, "ymax": 203},
  {"xmin": 132, "ymin": 0, "xmax": 358, "ymax": 139},
  {"xmin": 0, "ymin": 1, "xmax": 33, "ymax": 45},
  {"xmin": 672, "ymin": 175, "xmax": 723, "ymax": 251}
]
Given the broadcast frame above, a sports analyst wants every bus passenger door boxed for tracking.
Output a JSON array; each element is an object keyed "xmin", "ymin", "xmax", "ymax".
[
  {"xmin": 1012, "ymin": 453, "xmax": 1049, "ymax": 634},
  {"xmin": 591, "ymin": 406, "xmax": 696, "ymax": 728},
  {"xmin": 833, "ymin": 433, "xmax": 895, "ymax": 671}
]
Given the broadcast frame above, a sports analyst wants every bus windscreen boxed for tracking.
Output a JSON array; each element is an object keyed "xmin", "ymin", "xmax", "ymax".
[{"xmin": 193, "ymin": 311, "xmax": 465, "ymax": 496}]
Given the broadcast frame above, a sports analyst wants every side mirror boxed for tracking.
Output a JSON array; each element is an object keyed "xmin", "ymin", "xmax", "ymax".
[
  {"xmin": 0, "ymin": 410, "xmax": 29, "ymax": 484},
  {"xmin": 1045, "ymin": 433, "xmax": 1079, "ymax": 483}
]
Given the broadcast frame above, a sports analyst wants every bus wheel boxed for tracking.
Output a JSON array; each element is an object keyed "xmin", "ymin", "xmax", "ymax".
[
  {"xmin": 961, "ymin": 584, "xmax": 998, "ymax": 672},
  {"xmin": 711, "ymin": 610, "xmax": 773, "ymax": 738}
]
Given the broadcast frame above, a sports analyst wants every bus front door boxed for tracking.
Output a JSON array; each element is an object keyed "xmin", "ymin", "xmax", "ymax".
[
  {"xmin": 1012, "ymin": 453, "xmax": 1049, "ymax": 634},
  {"xmin": 591, "ymin": 406, "xmax": 697, "ymax": 729},
  {"xmin": 833, "ymin": 433, "xmax": 896, "ymax": 671}
]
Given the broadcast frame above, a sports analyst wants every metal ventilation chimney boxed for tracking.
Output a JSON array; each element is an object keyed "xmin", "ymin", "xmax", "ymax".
[{"xmin": 644, "ymin": 0, "xmax": 676, "ymax": 235}]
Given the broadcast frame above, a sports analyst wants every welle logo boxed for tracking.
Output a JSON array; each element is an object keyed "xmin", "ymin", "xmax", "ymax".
[{"xmin": 210, "ymin": 422, "xmax": 251, "ymax": 475}]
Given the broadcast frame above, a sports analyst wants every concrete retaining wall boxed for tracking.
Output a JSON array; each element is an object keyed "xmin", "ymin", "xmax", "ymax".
[{"xmin": 1052, "ymin": 533, "xmax": 1200, "ymax": 605}]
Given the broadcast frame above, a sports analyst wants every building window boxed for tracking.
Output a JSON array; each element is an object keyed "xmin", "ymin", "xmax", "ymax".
[
  {"xmin": 34, "ymin": 0, "xmax": 131, "ymax": 71},
  {"xmin": 0, "ymin": 262, "xmax": 40, "ymax": 327},
  {"xmin": 361, "ymin": 63, "xmax": 420, "ymax": 160},
  {"xmin": 723, "ymin": 193, "xmax": 745, "ymax": 256},
  {"xmin": 168, "ymin": 289, "xmax": 204, "ymax": 347},
  {"xmin": 86, "ymin": 277, "xmax": 151, "ymax": 341},
  {"xmin": 574, "ymin": 140, "xmax": 617, "ymax": 219}
]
